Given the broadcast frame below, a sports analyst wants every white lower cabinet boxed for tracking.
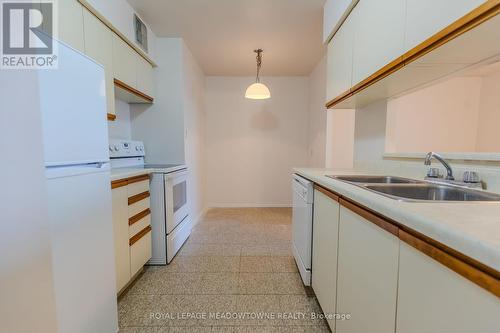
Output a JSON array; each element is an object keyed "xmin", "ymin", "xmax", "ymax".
[
  {"xmin": 111, "ymin": 177, "xmax": 152, "ymax": 294},
  {"xmin": 336, "ymin": 206, "xmax": 399, "ymax": 333},
  {"xmin": 311, "ymin": 190, "xmax": 340, "ymax": 331},
  {"xmin": 309, "ymin": 184, "xmax": 499, "ymax": 333},
  {"xmin": 111, "ymin": 186, "xmax": 130, "ymax": 293},
  {"xmin": 396, "ymin": 242, "xmax": 500, "ymax": 333},
  {"xmin": 130, "ymin": 231, "xmax": 152, "ymax": 277}
]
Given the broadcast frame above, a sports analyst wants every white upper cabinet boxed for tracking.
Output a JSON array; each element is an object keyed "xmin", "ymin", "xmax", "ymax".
[
  {"xmin": 396, "ymin": 242, "xmax": 500, "ymax": 333},
  {"xmin": 83, "ymin": 9, "xmax": 115, "ymax": 115},
  {"xmin": 352, "ymin": 0, "xmax": 406, "ymax": 86},
  {"xmin": 336, "ymin": 206, "xmax": 399, "ymax": 333},
  {"xmin": 311, "ymin": 190, "xmax": 340, "ymax": 331},
  {"xmin": 323, "ymin": 0, "xmax": 358, "ymax": 43},
  {"xmin": 112, "ymin": 34, "xmax": 138, "ymax": 88},
  {"xmin": 326, "ymin": 7, "xmax": 357, "ymax": 102},
  {"xmin": 57, "ymin": 0, "xmax": 85, "ymax": 52},
  {"xmin": 136, "ymin": 56, "xmax": 154, "ymax": 98},
  {"xmin": 405, "ymin": 0, "xmax": 486, "ymax": 51}
]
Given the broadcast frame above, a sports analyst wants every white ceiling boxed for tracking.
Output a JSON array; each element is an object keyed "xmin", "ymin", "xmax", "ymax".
[{"xmin": 127, "ymin": 0, "xmax": 326, "ymax": 76}]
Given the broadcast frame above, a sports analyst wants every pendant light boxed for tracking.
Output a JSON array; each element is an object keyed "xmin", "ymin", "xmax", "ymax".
[{"xmin": 245, "ymin": 49, "xmax": 271, "ymax": 99}]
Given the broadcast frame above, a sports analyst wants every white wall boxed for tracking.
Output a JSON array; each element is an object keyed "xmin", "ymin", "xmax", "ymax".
[
  {"xmin": 131, "ymin": 38, "xmax": 185, "ymax": 164},
  {"xmin": 182, "ymin": 42, "xmax": 207, "ymax": 222},
  {"xmin": 354, "ymin": 100, "xmax": 388, "ymax": 168},
  {"xmin": 386, "ymin": 77, "xmax": 482, "ymax": 153},
  {"xmin": 0, "ymin": 71, "xmax": 58, "ymax": 333},
  {"xmin": 352, "ymin": 97, "xmax": 500, "ymax": 194},
  {"xmin": 205, "ymin": 76, "xmax": 309, "ymax": 207},
  {"xmin": 476, "ymin": 71, "xmax": 500, "ymax": 152},
  {"xmin": 108, "ymin": 98, "xmax": 131, "ymax": 140},
  {"xmin": 86, "ymin": 0, "xmax": 157, "ymax": 59},
  {"xmin": 307, "ymin": 56, "xmax": 327, "ymax": 167},
  {"xmin": 326, "ymin": 108, "xmax": 355, "ymax": 169}
]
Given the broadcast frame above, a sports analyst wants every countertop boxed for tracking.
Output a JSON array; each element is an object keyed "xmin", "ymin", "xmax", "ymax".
[
  {"xmin": 110, "ymin": 164, "xmax": 187, "ymax": 181},
  {"xmin": 294, "ymin": 168, "xmax": 500, "ymax": 273}
]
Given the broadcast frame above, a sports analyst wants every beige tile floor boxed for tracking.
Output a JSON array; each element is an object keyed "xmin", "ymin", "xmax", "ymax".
[{"xmin": 119, "ymin": 208, "xmax": 330, "ymax": 333}]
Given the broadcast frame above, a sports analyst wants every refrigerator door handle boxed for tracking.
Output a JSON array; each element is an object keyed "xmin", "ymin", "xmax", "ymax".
[{"xmin": 46, "ymin": 162, "xmax": 110, "ymax": 179}]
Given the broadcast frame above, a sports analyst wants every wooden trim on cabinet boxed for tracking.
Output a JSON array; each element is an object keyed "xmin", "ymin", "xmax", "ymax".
[
  {"xmin": 128, "ymin": 191, "xmax": 150, "ymax": 205},
  {"xmin": 107, "ymin": 113, "xmax": 116, "ymax": 121},
  {"xmin": 114, "ymin": 79, "xmax": 154, "ymax": 104},
  {"xmin": 317, "ymin": 184, "xmax": 500, "ymax": 295},
  {"xmin": 402, "ymin": 1, "xmax": 500, "ymax": 64},
  {"xmin": 127, "ymin": 174, "xmax": 150, "ymax": 185},
  {"xmin": 400, "ymin": 229, "xmax": 500, "ymax": 298},
  {"xmin": 314, "ymin": 184, "xmax": 340, "ymax": 202},
  {"xmin": 339, "ymin": 198, "xmax": 399, "ymax": 236},
  {"xmin": 129, "ymin": 208, "xmax": 151, "ymax": 226},
  {"xmin": 111, "ymin": 179, "xmax": 128, "ymax": 189},
  {"xmin": 350, "ymin": 57, "xmax": 405, "ymax": 94},
  {"xmin": 129, "ymin": 225, "xmax": 152, "ymax": 246},
  {"xmin": 111, "ymin": 174, "xmax": 150, "ymax": 189},
  {"xmin": 325, "ymin": 0, "xmax": 500, "ymax": 109},
  {"xmin": 325, "ymin": 89, "xmax": 353, "ymax": 109}
]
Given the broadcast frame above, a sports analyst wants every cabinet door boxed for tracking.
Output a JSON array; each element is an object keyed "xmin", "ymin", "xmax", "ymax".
[
  {"xmin": 83, "ymin": 10, "xmax": 115, "ymax": 115},
  {"xmin": 396, "ymin": 242, "xmax": 500, "ymax": 333},
  {"xmin": 136, "ymin": 56, "xmax": 154, "ymax": 98},
  {"xmin": 405, "ymin": 0, "xmax": 485, "ymax": 51},
  {"xmin": 326, "ymin": 8, "xmax": 356, "ymax": 102},
  {"xmin": 336, "ymin": 206, "xmax": 399, "ymax": 333},
  {"xmin": 130, "ymin": 231, "xmax": 152, "ymax": 277},
  {"xmin": 111, "ymin": 186, "xmax": 130, "ymax": 293},
  {"xmin": 57, "ymin": 0, "xmax": 85, "ymax": 52},
  {"xmin": 311, "ymin": 189, "xmax": 340, "ymax": 331},
  {"xmin": 352, "ymin": 0, "xmax": 406, "ymax": 86},
  {"xmin": 112, "ymin": 34, "xmax": 138, "ymax": 88}
]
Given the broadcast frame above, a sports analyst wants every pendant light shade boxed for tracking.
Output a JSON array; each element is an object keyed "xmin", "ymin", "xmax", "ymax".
[
  {"xmin": 245, "ymin": 49, "xmax": 271, "ymax": 100},
  {"xmin": 245, "ymin": 82, "xmax": 271, "ymax": 99}
]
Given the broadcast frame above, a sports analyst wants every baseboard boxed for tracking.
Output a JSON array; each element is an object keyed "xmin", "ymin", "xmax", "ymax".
[
  {"xmin": 206, "ymin": 203, "xmax": 292, "ymax": 208},
  {"xmin": 192, "ymin": 207, "xmax": 209, "ymax": 227}
]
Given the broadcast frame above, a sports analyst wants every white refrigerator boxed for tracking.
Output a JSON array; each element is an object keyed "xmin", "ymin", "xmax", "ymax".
[{"xmin": 40, "ymin": 41, "xmax": 118, "ymax": 333}]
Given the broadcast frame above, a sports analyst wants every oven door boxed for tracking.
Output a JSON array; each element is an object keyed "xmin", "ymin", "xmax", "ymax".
[{"xmin": 164, "ymin": 170, "xmax": 189, "ymax": 234}]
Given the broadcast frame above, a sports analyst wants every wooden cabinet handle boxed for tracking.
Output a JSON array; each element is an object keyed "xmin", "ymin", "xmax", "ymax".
[
  {"xmin": 129, "ymin": 208, "xmax": 151, "ymax": 226},
  {"xmin": 129, "ymin": 225, "xmax": 151, "ymax": 246},
  {"xmin": 314, "ymin": 184, "xmax": 340, "ymax": 202},
  {"xmin": 128, "ymin": 191, "xmax": 150, "ymax": 205},
  {"xmin": 400, "ymin": 230, "xmax": 500, "ymax": 297}
]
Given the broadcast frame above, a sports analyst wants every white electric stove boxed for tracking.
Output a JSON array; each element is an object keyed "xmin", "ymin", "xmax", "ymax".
[{"xmin": 109, "ymin": 139, "xmax": 192, "ymax": 265}]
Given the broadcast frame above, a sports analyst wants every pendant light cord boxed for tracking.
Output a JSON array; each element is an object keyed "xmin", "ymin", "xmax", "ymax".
[{"xmin": 255, "ymin": 49, "xmax": 263, "ymax": 83}]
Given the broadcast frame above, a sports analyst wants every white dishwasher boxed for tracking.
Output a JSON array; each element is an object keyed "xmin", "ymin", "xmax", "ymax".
[{"xmin": 292, "ymin": 174, "xmax": 314, "ymax": 286}]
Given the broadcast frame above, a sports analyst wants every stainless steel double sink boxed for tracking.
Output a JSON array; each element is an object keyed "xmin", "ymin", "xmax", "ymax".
[{"xmin": 327, "ymin": 175, "xmax": 500, "ymax": 202}]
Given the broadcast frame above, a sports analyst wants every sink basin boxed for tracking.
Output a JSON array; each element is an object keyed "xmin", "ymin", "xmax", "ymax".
[
  {"xmin": 365, "ymin": 184, "xmax": 500, "ymax": 202},
  {"xmin": 328, "ymin": 175, "xmax": 423, "ymax": 184}
]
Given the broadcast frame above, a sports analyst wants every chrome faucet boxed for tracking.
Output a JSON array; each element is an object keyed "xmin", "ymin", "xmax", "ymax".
[{"xmin": 424, "ymin": 152, "xmax": 454, "ymax": 180}]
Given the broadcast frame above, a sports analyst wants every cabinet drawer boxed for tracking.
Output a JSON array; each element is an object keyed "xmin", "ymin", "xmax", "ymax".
[
  {"xmin": 129, "ymin": 213, "xmax": 151, "ymax": 238},
  {"xmin": 129, "ymin": 195, "xmax": 150, "ymax": 217},
  {"xmin": 127, "ymin": 177, "xmax": 150, "ymax": 197},
  {"xmin": 130, "ymin": 226, "xmax": 152, "ymax": 276}
]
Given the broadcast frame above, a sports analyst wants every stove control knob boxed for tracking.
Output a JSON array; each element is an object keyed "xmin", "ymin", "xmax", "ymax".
[
  {"xmin": 113, "ymin": 145, "xmax": 119, "ymax": 152},
  {"xmin": 109, "ymin": 145, "xmax": 113, "ymax": 152}
]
